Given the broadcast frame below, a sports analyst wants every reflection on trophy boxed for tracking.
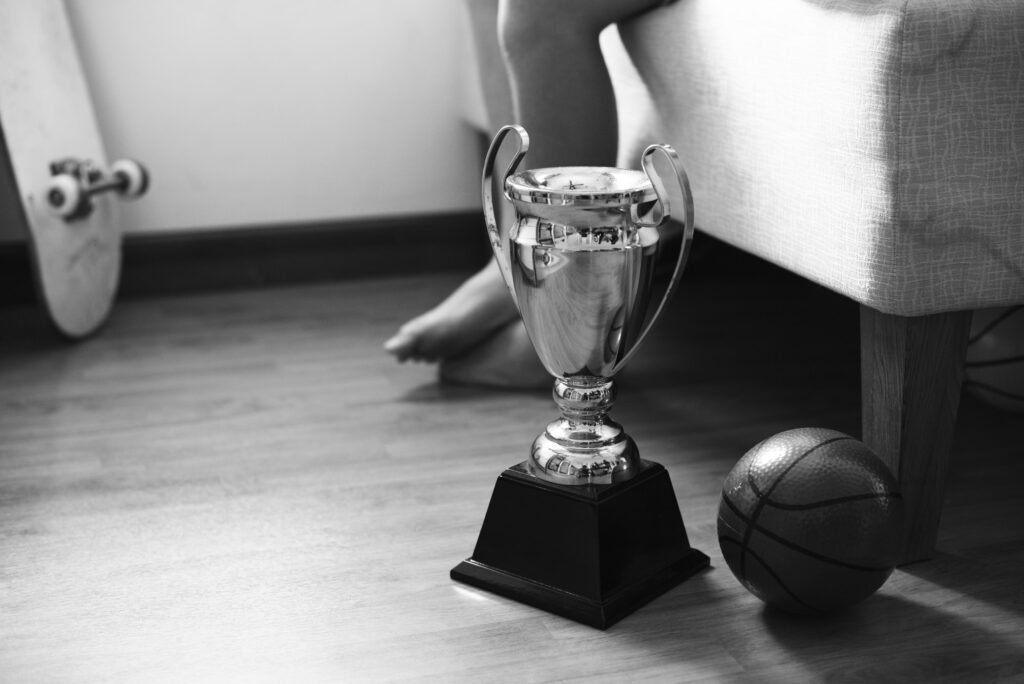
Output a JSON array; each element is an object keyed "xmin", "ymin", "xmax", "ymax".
[{"xmin": 451, "ymin": 125, "xmax": 709, "ymax": 629}]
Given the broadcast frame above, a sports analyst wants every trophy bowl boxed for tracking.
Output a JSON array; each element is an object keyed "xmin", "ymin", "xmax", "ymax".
[
  {"xmin": 504, "ymin": 163, "xmax": 664, "ymax": 486},
  {"xmin": 451, "ymin": 125, "xmax": 709, "ymax": 629}
]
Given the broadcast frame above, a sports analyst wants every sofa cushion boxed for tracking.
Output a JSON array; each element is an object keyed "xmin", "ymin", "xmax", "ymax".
[{"xmin": 614, "ymin": 0, "xmax": 1024, "ymax": 316}]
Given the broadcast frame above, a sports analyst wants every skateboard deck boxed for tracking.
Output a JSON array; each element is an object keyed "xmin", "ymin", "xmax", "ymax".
[{"xmin": 0, "ymin": 0, "xmax": 123, "ymax": 337}]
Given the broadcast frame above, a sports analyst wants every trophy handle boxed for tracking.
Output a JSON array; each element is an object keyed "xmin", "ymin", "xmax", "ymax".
[
  {"xmin": 482, "ymin": 125, "xmax": 530, "ymax": 308},
  {"xmin": 612, "ymin": 144, "xmax": 695, "ymax": 375}
]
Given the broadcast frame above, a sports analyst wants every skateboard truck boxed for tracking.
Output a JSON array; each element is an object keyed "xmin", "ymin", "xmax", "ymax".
[{"xmin": 44, "ymin": 157, "xmax": 149, "ymax": 221}]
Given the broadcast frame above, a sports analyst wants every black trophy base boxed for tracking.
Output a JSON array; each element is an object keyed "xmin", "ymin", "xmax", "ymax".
[{"xmin": 451, "ymin": 460, "xmax": 710, "ymax": 629}]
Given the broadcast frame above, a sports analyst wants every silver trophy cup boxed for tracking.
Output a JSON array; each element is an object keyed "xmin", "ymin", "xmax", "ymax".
[
  {"xmin": 451, "ymin": 125, "xmax": 708, "ymax": 629},
  {"xmin": 484, "ymin": 124, "xmax": 695, "ymax": 485}
]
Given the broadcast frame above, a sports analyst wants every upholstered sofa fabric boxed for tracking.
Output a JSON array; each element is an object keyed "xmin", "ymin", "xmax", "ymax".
[{"xmin": 612, "ymin": 0, "xmax": 1024, "ymax": 316}]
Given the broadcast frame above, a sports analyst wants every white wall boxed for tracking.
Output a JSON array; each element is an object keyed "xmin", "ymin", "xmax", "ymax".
[{"xmin": 44, "ymin": 0, "xmax": 483, "ymax": 237}]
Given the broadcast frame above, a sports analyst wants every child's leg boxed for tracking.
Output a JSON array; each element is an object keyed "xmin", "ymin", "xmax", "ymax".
[
  {"xmin": 383, "ymin": 0, "xmax": 515, "ymax": 366},
  {"xmin": 385, "ymin": 0, "xmax": 668, "ymax": 386}
]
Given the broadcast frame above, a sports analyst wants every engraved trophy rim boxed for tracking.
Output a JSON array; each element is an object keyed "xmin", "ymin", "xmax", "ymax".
[{"xmin": 506, "ymin": 166, "xmax": 658, "ymax": 206}]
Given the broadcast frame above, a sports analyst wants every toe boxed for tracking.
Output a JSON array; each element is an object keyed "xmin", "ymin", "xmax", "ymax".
[{"xmin": 384, "ymin": 331, "xmax": 417, "ymax": 360}]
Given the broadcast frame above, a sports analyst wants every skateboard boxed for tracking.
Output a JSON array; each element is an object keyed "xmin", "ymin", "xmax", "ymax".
[{"xmin": 0, "ymin": 0, "xmax": 148, "ymax": 338}]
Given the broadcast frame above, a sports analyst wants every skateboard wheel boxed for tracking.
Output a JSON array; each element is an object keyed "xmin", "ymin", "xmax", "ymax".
[
  {"xmin": 44, "ymin": 174, "xmax": 84, "ymax": 218},
  {"xmin": 111, "ymin": 159, "xmax": 149, "ymax": 198}
]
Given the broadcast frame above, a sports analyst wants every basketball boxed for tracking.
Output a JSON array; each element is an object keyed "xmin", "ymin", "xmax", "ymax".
[
  {"xmin": 965, "ymin": 306, "xmax": 1024, "ymax": 413},
  {"xmin": 717, "ymin": 428, "xmax": 904, "ymax": 614}
]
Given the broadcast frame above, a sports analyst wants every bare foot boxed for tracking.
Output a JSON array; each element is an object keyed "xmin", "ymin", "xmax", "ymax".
[
  {"xmin": 384, "ymin": 260, "xmax": 518, "ymax": 363},
  {"xmin": 440, "ymin": 320, "xmax": 550, "ymax": 390}
]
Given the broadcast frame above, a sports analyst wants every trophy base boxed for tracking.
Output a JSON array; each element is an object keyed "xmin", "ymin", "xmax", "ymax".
[{"xmin": 451, "ymin": 460, "xmax": 710, "ymax": 629}]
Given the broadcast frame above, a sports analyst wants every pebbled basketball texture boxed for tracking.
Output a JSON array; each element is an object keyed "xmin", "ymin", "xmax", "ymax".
[{"xmin": 717, "ymin": 428, "xmax": 904, "ymax": 614}]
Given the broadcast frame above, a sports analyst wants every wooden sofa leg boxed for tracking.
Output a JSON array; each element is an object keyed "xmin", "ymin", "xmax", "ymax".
[{"xmin": 859, "ymin": 306, "xmax": 973, "ymax": 564}]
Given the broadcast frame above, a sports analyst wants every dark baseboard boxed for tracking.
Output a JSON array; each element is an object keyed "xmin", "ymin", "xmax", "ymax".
[{"xmin": 0, "ymin": 212, "xmax": 490, "ymax": 307}]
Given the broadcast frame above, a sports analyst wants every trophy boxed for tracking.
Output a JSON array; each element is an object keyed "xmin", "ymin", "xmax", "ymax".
[{"xmin": 451, "ymin": 125, "xmax": 709, "ymax": 629}]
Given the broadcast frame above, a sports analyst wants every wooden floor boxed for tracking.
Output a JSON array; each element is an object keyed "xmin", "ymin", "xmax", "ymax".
[{"xmin": 1, "ymin": 248, "xmax": 1022, "ymax": 682}]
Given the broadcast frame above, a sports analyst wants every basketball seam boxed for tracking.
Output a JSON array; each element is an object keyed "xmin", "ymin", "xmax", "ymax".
[
  {"xmin": 965, "ymin": 379, "xmax": 1024, "ymax": 402},
  {"xmin": 719, "ymin": 535, "xmax": 819, "ymax": 613},
  {"xmin": 965, "ymin": 354, "xmax": 1024, "ymax": 368},
  {"xmin": 968, "ymin": 305, "xmax": 1022, "ymax": 345},
  {"xmin": 762, "ymin": 491, "xmax": 903, "ymax": 511},
  {"xmin": 739, "ymin": 436, "xmax": 853, "ymax": 578},
  {"xmin": 722, "ymin": 491, "xmax": 896, "ymax": 573}
]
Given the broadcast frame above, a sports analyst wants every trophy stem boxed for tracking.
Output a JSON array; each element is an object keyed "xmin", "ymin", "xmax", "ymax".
[{"xmin": 528, "ymin": 377, "xmax": 640, "ymax": 485}]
